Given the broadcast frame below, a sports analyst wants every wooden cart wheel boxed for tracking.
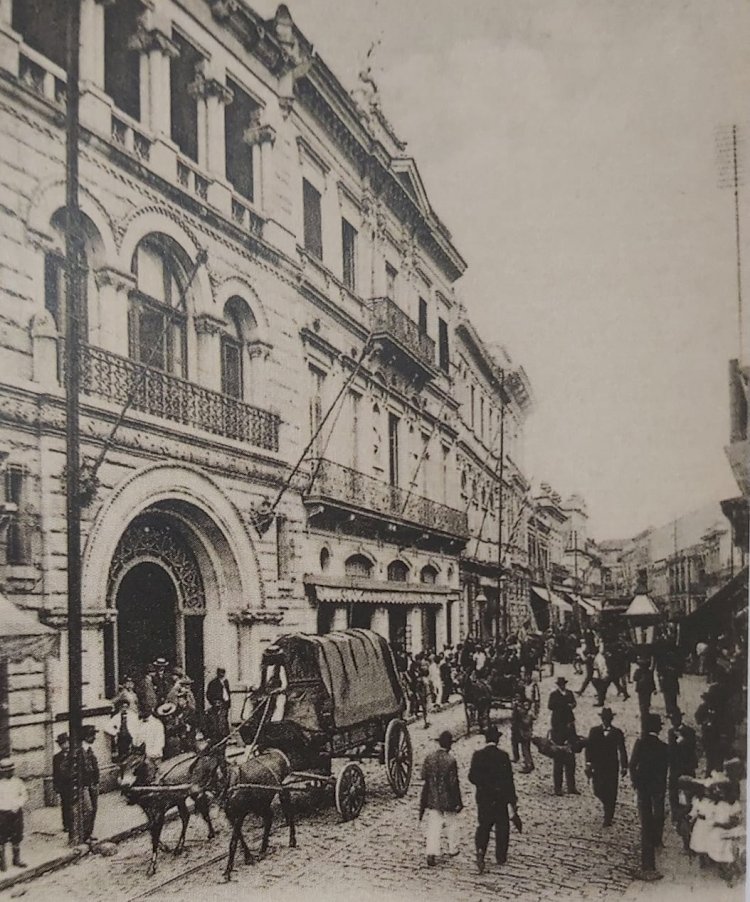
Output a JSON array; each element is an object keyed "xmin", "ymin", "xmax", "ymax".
[
  {"xmin": 335, "ymin": 763, "xmax": 366, "ymax": 821},
  {"xmin": 384, "ymin": 718, "xmax": 412, "ymax": 797}
]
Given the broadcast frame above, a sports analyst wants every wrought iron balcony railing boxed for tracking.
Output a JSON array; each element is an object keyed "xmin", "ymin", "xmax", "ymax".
[
  {"xmin": 369, "ymin": 297, "xmax": 436, "ymax": 373},
  {"xmin": 80, "ymin": 345, "xmax": 280, "ymax": 451},
  {"xmin": 306, "ymin": 458, "xmax": 468, "ymax": 539}
]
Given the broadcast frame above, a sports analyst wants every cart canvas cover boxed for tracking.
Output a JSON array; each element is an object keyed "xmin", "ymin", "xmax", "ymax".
[{"xmin": 278, "ymin": 629, "xmax": 403, "ymax": 730}]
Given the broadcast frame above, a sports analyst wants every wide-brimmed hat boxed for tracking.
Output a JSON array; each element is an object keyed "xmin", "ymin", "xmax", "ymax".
[
  {"xmin": 436, "ymin": 729, "xmax": 453, "ymax": 748},
  {"xmin": 157, "ymin": 702, "xmax": 177, "ymax": 717},
  {"xmin": 0, "ymin": 759, "xmax": 15, "ymax": 774},
  {"xmin": 555, "ymin": 676, "xmax": 568, "ymax": 686},
  {"xmin": 599, "ymin": 707, "xmax": 615, "ymax": 719},
  {"xmin": 153, "ymin": 657, "xmax": 169, "ymax": 668}
]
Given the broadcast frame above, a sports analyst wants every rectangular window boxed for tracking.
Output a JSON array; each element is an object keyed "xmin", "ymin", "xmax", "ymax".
[
  {"xmin": 225, "ymin": 78, "xmax": 258, "ymax": 202},
  {"xmin": 128, "ymin": 300, "xmax": 186, "ymax": 377},
  {"xmin": 170, "ymin": 32, "xmax": 202, "ymax": 162},
  {"xmin": 309, "ymin": 366, "xmax": 325, "ymax": 455},
  {"xmin": 13, "ymin": 0, "xmax": 68, "ymax": 70},
  {"xmin": 5, "ymin": 465, "xmax": 28, "ymax": 565},
  {"xmin": 221, "ymin": 337, "xmax": 243, "ymax": 399},
  {"xmin": 438, "ymin": 317, "xmax": 450, "ymax": 374},
  {"xmin": 388, "ymin": 413, "xmax": 399, "ymax": 487},
  {"xmin": 341, "ymin": 219, "xmax": 357, "ymax": 291},
  {"xmin": 418, "ymin": 297, "xmax": 428, "ymax": 335},
  {"xmin": 385, "ymin": 263, "xmax": 397, "ymax": 300},
  {"xmin": 302, "ymin": 179, "xmax": 323, "ymax": 259},
  {"xmin": 348, "ymin": 390, "xmax": 360, "ymax": 470},
  {"xmin": 104, "ymin": 0, "xmax": 141, "ymax": 120}
]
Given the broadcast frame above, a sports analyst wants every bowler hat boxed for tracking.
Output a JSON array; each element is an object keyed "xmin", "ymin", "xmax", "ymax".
[
  {"xmin": 555, "ymin": 676, "xmax": 568, "ymax": 686},
  {"xmin": 599, "ymin": 707, "xmax": 615, "ymax": 719},
  {"xmin": 647, "ymin": 713, "xmax": 663, "ymax": 733},
  {"xmin": 485, "ymin": 725, "xmax": 501, "ymax": 743},
  {"xmin": 82, "ymin": 725, "xmax": 97, "ymax": 741},
  {"xmin": 56, "ymin": 732, "xmax": 69, "ymax": 745},
  {"xmin": 0, "ymin": 759, "xmax": 15, "ymax": 774},
  {"xmin": 436, "ymin": 730, "xmax": 453, "ymax": 749}
]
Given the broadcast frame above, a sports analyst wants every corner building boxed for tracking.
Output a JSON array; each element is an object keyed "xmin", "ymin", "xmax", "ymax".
[{"xmin": 0, "ymin": 0, "xmax": 531, "ymax": 804}]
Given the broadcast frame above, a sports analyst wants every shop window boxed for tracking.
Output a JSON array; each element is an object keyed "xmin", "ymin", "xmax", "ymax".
[
  {"xmin": 104, "ymin": 0, "xmax": 141, "ymax": 120},
  {"xmin": 129, "ymin": 236, "xmax": 188, "ymax": 377},
  {"xmin": 170, "ymin": 32, "xmax": 202, "ymax": 162},
  {"xmin": 12, "ymin": 0, "xmax": 68, "ymax": 71},
  {"xmin": 225, "ymin": 79, "xmax": 259, "ymax": 202},
  {"xmin": 302, "ymin": 179, "xmax": 323, "ymax": 259},
  {"xmin": 387, "ymin": 560, "xmax": 409, "ymax": 582},
  {"xmin": 341, "ymin": 218, "xmax": 357, "ymax": 291}
]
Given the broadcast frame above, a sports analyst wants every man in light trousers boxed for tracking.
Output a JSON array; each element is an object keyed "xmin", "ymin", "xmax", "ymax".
[{"xmin": 419, "ymin": 730, "xmax": 463, "ymax": 866}]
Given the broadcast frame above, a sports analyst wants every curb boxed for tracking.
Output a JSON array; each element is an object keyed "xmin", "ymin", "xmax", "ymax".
[{"xmin": 0, "ymin": 699, "xmax": 465, "ymax": 893}]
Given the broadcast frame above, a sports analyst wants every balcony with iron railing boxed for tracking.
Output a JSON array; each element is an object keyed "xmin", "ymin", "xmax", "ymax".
[
  {"xmin": 305, "ymin": 457, "xmax": 468, "ymax": 539},
  {"xmin": 369, "ymin": 297, "xmax": 437, "ymax": 379},
  {"xmin": 77, "ymin": 344, "xmax": 279, "ymax": 451}
]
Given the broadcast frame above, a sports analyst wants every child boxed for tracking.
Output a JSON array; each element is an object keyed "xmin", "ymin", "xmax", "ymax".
[{"xmin": 704, "ymin": 776, "xmax": 744, "ymax": 883}]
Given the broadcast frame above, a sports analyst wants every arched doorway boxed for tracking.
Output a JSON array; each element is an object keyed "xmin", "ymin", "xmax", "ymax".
[
  {"xmin": 107, "ymin": 512, "xmax": 206, "ymax": 707},
  {"xmin": 116, "ymin": 562, "xmax": 178, "ymax": 677}
]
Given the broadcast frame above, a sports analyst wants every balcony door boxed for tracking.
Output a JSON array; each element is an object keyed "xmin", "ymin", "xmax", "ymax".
[{"xmin": 388, "ymin": 413, "xmax": 399, "ymax": 487}]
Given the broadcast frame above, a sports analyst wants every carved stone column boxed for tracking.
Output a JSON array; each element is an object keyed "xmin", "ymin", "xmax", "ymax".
[
  {"xmin": 245, "ymin": 338, "xmax": 272, "ymax": 406},
  {"xmin": 93, "ymin": 268, "xmax": 135, "ymax": 356},
  {"xmin": 194, "ymin": 313, "xmax": 224, "ymax": 393},
  {"xmin": 188, "ymin": 61, "xmax": 234, "ymax": 211},
  {"xmin": 0, "ymin": 0, "xmax": 19, "ymax": 74},
  {"xmin": 30, "ymin": 311, "xmax": 59, "ymax": 389},
  {"xmin": 244, "ymin": 120, "xmax": 276, "ymax": 213}
]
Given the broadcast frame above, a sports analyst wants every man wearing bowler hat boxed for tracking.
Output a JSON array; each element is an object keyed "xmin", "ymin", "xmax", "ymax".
[
  {"xmin": 419, "ymin": 730, "xmax": 463, "ymax": 866},
  {"xmin": 630, "ymin": 713, "xmax": 669, "ymax": 880},
  {"xmin": 52, "ymin": 733, "xmax": 72, "ymax": 833},
  {"xmin": 81, "ymin": 725, "xmax": 100, "ymax": 841},
  {"xmin": 585, "ymin": 707, "xmax": 628, "ymax": 826},
  {"xmin": 468, "ymin": 725, "xmax": 519, "ymax": 874}
]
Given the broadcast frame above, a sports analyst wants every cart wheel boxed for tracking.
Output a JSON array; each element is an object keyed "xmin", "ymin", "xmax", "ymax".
[
  {"xmin": 335, "ymin": 763, "xmax": 366, "ymax": 821},
  {"xmin": 384, "ymin": 718, "xmax": 412, "ymax": 797}
]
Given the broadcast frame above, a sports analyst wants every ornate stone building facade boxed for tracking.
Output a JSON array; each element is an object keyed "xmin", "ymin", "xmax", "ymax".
[{"xmin": 0, "ymin": 0, "xmax": 534, "ymax": 803}]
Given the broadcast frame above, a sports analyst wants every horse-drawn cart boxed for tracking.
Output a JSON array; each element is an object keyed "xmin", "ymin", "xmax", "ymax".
[{"xmin": 240, "ymin": 628, "xmax": 413, "ymax": 821}]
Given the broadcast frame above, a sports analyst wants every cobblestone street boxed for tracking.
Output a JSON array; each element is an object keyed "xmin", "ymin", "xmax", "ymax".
[{"xmin": 3, "ymin": 666, "xmax": 741, "ymax": 902}]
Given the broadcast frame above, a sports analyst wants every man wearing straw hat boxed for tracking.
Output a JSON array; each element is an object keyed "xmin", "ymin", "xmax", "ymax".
[
  {"xmin": 0, "ymin": 758, "xmax": 26, "ymax": 871},
  {"xmin": 419, "ymin": 730, "xmax": 463, "ymax": 866}
]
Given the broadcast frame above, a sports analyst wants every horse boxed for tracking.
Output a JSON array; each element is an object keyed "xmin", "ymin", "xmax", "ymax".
[
  {"xmin": 118, "ymin": 746, "xmax": 221, "ymax": 876},
  {"xmin": 460, "ymin": 670, "xmax": 492, "ymax": 734},
  {"xmin": 200, "ymin": 747, "xmax": 297, "ymax": 882}
]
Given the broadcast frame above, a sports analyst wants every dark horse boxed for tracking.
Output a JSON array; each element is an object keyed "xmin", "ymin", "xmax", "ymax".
[
  {"xmin": 460, "ymin": 670, "xmax": 492, "ymax": 734},
  {"xmin": 194, "ymin": 746, "xmax": 297, "ymax": 882},
  {"xmin": 118, "ymin": 747, "xmax": 221, "ymax": 876}
]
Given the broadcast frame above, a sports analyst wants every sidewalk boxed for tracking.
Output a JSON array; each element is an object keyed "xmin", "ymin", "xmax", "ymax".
[{"xmin": 0, "ymin": 699, "xmax": 462, "ymax": 895}]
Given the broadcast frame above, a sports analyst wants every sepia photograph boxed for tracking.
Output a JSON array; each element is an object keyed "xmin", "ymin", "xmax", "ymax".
[{"xmin": 0, "ymin": 1, "xmax": 746, "ymax": 900}]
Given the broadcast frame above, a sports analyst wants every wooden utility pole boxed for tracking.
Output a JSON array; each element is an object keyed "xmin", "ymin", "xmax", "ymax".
[
  {"xmin": 65, "ymin": 0, "xmax": 84, "ymax": 846},
  {"xmin": 496, "ymin": 372, "xmax": 506, "ymax": 639}
]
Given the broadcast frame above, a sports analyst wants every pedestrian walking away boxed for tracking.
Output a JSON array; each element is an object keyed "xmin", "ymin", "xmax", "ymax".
[
  {"xmin": 81, "ymin": 724, "xmax": 100, "ymax": 842},
  {"xmin": 630, "ymin": 713, "xmax": 669, "ymax": 881},
  {"xmin": 667, "ymin": 708, "xmax": 697, "ymax": 844},
  {"xmin": 0, "ymin": 758, "xmax": 27, "ymax": 871},
  {"xmin": 52, "ymin": 733, "xmax": 72, "ymax": 833},
  {"xmin": 468, "ymin": 725, "xmax": 520, "ymax": 874},
  {"xmin": 548, "ymin": 676, "xmax": 579, "ymax": 795},
  {"xmin": 419, "ymin": 730, "xmax": 463, "ymax": 866},
  {"xmin": 633, "ymin": 657, "xmax": 655, "ymax": 723},
  {"xmin": 585, "ymin": 707, "xmax": 628, "ymax": 827}
]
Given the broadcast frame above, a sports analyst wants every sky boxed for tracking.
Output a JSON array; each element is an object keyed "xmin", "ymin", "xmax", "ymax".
[{"xmin": 259, "ymin": 0, "xmax": 748, "ymax": 538}]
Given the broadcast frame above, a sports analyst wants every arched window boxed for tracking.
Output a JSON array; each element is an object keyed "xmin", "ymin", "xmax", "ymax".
[
  {"xmin": 387, "ymin": 560, "xmax": 409, "ymax": 582},
  {"xmin": 345, "ymin": 554, "xmax": 372, "ymax": 578},
  {"xmin": 44, "ymin": 209, "xmax": 103, "ymax": 349},
  {"xmin": 319, "ymin": 547, "xmax": 330, "ymax": 572},
  {"xmin": 221, "ymin": 296, "xmax": 257, "ymax": 400},
  {"xmin": 129, "ymin": 235, "xmax": 190, "ymax": 376},
  {"xmin": 420, "ymin": 565, "xmax": 438, "ymax": 585}
]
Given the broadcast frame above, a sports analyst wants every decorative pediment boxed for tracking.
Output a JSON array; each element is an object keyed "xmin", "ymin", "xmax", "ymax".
[{"xmin": 392, "ymin": 158, "xmax": 433, "ymax": 220}]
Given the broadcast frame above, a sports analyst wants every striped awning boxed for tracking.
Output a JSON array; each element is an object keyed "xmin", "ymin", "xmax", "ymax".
[
  {"xmin": 530, "ymin": 586, "xmax": 573, "ymax": 613},
  {"xmin": 306, "ymin": 576, "xmax": 456, "ymax": 607}
]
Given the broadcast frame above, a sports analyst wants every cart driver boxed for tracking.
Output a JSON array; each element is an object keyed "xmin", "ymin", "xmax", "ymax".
[{"xmin": 263, "ymin": 649, "xmax": 288, "ymax": 723}]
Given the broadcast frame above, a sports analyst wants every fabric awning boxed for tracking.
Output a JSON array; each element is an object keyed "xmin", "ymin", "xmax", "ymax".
[
  {"xmin": 570, "ymin": 595, "xmax": 598, "ymax": 615},
  {"xmin": 531, "ymin": 586, "xmax": 573, "ymax": 613},
  {"xmin": 306, "ymin": 575, "xmax": 456, "ymax": 607},
  {"xmin": 0, "ymin": 594, "xmax": 59, "ymax": 663}
]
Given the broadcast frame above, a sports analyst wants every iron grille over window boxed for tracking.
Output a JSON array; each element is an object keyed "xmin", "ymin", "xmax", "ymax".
[{"xmin": 303, "ymin": 179, "xmax": 323, "ymax": 259}]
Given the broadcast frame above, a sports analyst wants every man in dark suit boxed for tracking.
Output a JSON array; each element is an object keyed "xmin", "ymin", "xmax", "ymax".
[
  {"xmin": 548, "ymin": 676, "xmax": 579, "ymax": 795},
  {"xmin": 419, "ymin": 730, "xmax": 463, "ymax": 866},
  {"xmin": 667, "ymin": 708, "xmax": 697, "ymax": 827},
  {"xmin": 80, "ymin": 725, "xmax": 100, "ymax": 842},
  {"xmin": 52, "ymin": 733, "xmax": 72, "ymax": 833},
  {"xmin": 629, "ymin": 713, "xmax": 669, "ymax": 880},
  {"xmin": 584, "ymin": 707, "xmax": 628, "ymax": 826},
  {"xmin": 468, "ymin": 725, "xmax": 519, "ymax": 874}
]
